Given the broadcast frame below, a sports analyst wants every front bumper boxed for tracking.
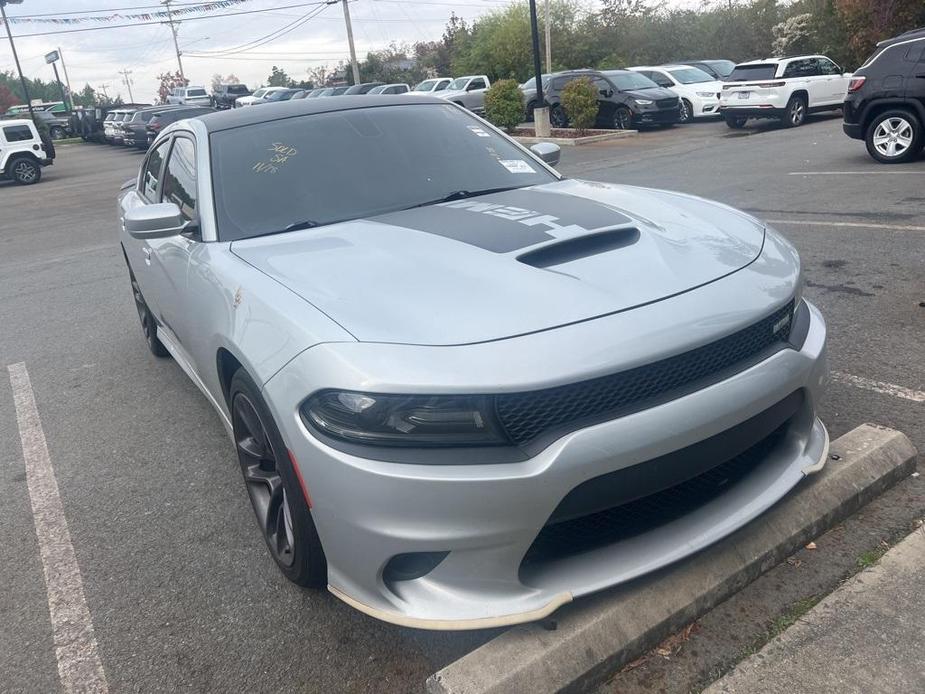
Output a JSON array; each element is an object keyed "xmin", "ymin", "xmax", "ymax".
[
  {"xmin": 263, "ymin": 250, "xmax": 827, "ymax": 630},
  {"xmin": 632, "ymin": 108, "xmax": 680, "ymax": 126}
]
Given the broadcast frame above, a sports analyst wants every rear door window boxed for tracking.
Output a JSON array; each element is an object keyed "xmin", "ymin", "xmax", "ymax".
[{"xmin": 2, "ymin": 125, "xmax": 33, "ymax": 142}]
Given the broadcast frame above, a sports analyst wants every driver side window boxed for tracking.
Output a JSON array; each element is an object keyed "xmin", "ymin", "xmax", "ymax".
[
  {"xmin": 161, "ymin": 137, "xmax": 198, "ymax": 222},
  {"xmin": 469, "ymin": 78, "xmax": 487, "ymax": 90},
  {"xmin": 140, "ymin": 139, "xmax": 170, "ymax": 202}
]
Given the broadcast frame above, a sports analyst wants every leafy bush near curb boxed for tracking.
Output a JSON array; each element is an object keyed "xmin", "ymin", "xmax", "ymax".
[
  {"xmin": 561, "ymin": 78, "xmax": 599, "ymax": 134},
  {"xmin": 484, "ymin": 79, "xmax": 524, "ymax": 132}
]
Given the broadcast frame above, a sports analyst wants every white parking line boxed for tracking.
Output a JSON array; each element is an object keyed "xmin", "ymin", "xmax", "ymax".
[
  {"xmin": 7, "ymin": 363, "xmax": 109, "ymax": 694},
  {"xmin": 788, "ymin": 171, "xmax": 925, "ymax": 175},
  {"xmin": 766, "ymin": 219, "xmax": 925, "ymax": 232},
  {"xmin": 832, "ymin": 371, "xmax": 925, "ymax": 403}
]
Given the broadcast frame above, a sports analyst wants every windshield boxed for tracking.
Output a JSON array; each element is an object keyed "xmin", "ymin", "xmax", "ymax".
[
  {"xmin": 728, "ymin": 64, "xmax": 778, "ymax": 81},
  {"xmin": 210, "ymin": 104, "xmax": 557, "ymax": 241},
  {"xmin": 252, "ymin": 89, "xmax": 267, "ymax": 98},
  {"xmin": 668, "ymin": 67, "xmax": 714, "ymax": 84},
  {"xmin": 447, "ymin": 77, "xmax": 470, "ymax": 90},
  {"xmin": 414, "ymin": 79, "xmax": 437, "ymax": 91},
  {"xmin": 228, "ymin": 85, "xmax": 248, "ymax": 94},
  {"xmin": 605, "ymin": 72, "xmax": 659, "ymax": 90},
  {"xmin": 188, "ymin": 88, "xmax": 207, "ymax": 97},
  {"xmin": 368, "ymin": 85, "xmax": 387, "ymax": 94}
]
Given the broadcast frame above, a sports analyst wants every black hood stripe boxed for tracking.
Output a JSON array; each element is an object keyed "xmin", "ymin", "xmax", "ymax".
[{"xmin": 372, "ymin": 188, "xmax": 634, "ymax": 253}]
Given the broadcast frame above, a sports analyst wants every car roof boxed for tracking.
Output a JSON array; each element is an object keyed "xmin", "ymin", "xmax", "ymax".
[
  {"xmin": 736, "ymin": 55, "xmax": 826, "ymax": 65},
  {"xmin": 1, "ymin": 118, "xmax": 36, "ymax": 129},
  {"xmin": 196, "ymin": 95, "xmax": 443, "ymax": 133}
]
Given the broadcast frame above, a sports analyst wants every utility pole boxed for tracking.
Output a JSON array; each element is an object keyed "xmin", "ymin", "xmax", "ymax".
[
  {"xmin": 119, "ymin": 68, "xmax": 135, "ymax": 104},
  {"xmin": 527, "ymin": 0, "xmax": 549, "ymax": 137},
  {"xmin": 98, "ymin": 83, "xmax": 110, "ymax": 101},
  {"xmin": 341, "ymin": 0, "xmax": 360, "ymax": 85},
  {"xmin": 58, "ymin": 46, "xmax": 74, "ymax": 107},
  {"xmin": 0, "ymin": 0, "xmax": 35, "ymax": 120},
  {"xmin": 162, "ymin": 0, "xmax": 185, "ymax": 80},
  {"xmin": 544, "ymin": 0, "xmax": 551, "ymax": 74}
]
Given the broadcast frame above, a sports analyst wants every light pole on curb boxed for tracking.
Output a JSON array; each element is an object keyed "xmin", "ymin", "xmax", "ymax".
[
  {"xmin": 528, "ymin": 0, "xmax": 550, "ymax": 137},
  {"xmin": 0, "ymin": 0, "xmax": 35, "ymax": 121}
]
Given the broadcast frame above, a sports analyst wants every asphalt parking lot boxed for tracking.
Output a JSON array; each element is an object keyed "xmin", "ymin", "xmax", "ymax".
[{"xmin": 1, "ymin": 114, "xmax": 923, "ymax": 693}]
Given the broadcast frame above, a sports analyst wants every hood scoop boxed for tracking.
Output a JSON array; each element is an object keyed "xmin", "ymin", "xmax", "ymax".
[{"xmin": 517, "ymin": 227, "xmax": 640, "ymax": 268}]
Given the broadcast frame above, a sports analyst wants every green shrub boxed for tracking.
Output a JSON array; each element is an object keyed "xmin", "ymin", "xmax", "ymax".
[
  {"xmin": 561, "ymin": 78, "xmax": 599, "ymax": 133},
  {"xmin": 484, "ymin": 79, "xmax": 524, "ymax": 132}
]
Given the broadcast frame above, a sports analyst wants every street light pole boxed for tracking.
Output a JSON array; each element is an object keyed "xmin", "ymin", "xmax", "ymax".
[
  {"xmin": 58, "ymin": 46, "xmax": 74, "ymax": 106},
  {"xmin": 527, "ymin": 0, "xmax": 550, "ymax": 137},
  {"xmin": 0, "ymin": 0, "xmax": 35, "ymax": 120},
  {"xmin": 544, "ymin": 0, "xmax": 552, "ymax": 74}
]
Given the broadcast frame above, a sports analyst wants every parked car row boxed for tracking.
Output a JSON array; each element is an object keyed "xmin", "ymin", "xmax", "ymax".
[
  {"xmin": 230, "ymin": 82, "xmax": 417, "ymax": 108},
  {"xmin": 99, "ymin": 104, "xmax": 215, "ymax": 150}
]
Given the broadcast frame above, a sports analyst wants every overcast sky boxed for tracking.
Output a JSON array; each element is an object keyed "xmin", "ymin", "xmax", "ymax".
[
  {"xmin": 0, "ymin": 0, "xmax": 553, "ymax": 102},
  {"xmin": 2, "ymin": 0, "xmax": 705, "ymax": 102}
]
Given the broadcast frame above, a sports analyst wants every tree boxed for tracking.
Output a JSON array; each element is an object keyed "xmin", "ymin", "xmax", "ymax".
[
  {"xmin": 76, "ymin": 84, "xmax": 97, "ymax": 107},
  {"xmin": 560, "ymin": 77, "xmax": 599, "ymax": 133},
  {"xmin": 835, "ymin": 0, "xmax": 925, "ymax": 66},
  {"xmin": 0, "ymin": 82, "xmax": 17, "ymax": 112},
  {"xmin": 772, "ymin": 13, "xmax": 817, "ymax": 56},
  {"xmin": 211, "ymin": 73, "xmax": 242, "ymax": 92},
  {"xmin": 266, "ymin": 66, "xmax": 292, "ymax": 87},
  {"xmin": 484, "ymin": 79, "xmax": 525, "ymax": 131},
  {"xmin": 157, "ymin": 71, "xmax": 188, "ymax": 104}
]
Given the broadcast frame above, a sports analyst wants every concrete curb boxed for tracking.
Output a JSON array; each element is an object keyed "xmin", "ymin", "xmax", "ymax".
[
  {"xmin": 425, "ymin": 424, "xmax": 917, "ymax": 694},
  {"xmin": 513, "ymin": 131, "xmax": 638, "ymax": 146}
]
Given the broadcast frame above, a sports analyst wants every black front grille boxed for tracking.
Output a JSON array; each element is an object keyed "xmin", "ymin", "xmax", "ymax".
[
  {"xmin": 496, "ymin": 301, "xmax": 794, "ymax": 446},
  {"xmin": 521, "ymin": 417, "xmax": 791, "ymax": 568},
  {"xmin": 657, "ymin": 97, "xmax": 679, "ymax": 109}
]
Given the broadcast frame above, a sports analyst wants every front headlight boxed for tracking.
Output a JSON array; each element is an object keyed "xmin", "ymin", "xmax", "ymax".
[
  {"xmin": 302, "ymin": 391, "xmax": 510, "ymax": 447},
  {"xmin": 634, "ymin": 99, "xmax": 654, "ymax": 105},
  {"xmin": 696, "ymin": 91, "xmax": 715, "ymax": 97}
]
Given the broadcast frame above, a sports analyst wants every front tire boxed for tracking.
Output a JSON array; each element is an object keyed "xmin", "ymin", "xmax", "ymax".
[
  {"xmin": 613, "ymin": 106, "xmax": 633, "ymax": 130},
  {"xmin": 50, "ymin": 126, "xmax": 66, "ymax": 140},
  {"xmin": 781, "ymin": 95, "xmax": 807, "ymax": 128},
  {"xmin": 8, "ymin": 156, "xmax": 41, "ymax": 185},
  {"xmin": 865, "ymin": 110, "xmax": 923, "ymax": 164},
  {"xmin": 230, "ymin": 369, "xmax": 327, "ymax": 587},
  {"xmin": 679, "ymin": 99, "xmax": 693, "ymax": 123},
  {"xmin": 550, "ymin": 104, "xmax": 568, "ymax": 128}
]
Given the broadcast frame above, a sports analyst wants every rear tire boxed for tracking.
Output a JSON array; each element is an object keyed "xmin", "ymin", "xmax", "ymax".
[
  {"xmin": 550, "ymin": 104, "xmax": 568, "ymax": 128},
  {"xmin": 725, "ymin": 114, "xmax": 747, "ymax": 129},
  {"xmin": 230, "ymin": 369, "xmax": 327, "ymax": 587},
  {"xmin": 8, "ymin": 156, "xmax": 41, "ymax": 185},
  {"xmin": 50, "ymin": 126, "xmax": 66, "ymax": 140},
  {"xmin": 129, "ymin": 273, "xmax": 169, "ymax": 358},
  {"xmin": 781, "ymin": 95, "xmax": 807, "ymax": 128},
  {"xmin": 865, "ymin": 109, "xmax": 923, "ymax": 164}
]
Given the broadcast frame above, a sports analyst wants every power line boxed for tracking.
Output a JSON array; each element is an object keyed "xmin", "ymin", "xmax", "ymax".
[
  {"xmin": 186, "ymin": 3, "xmax": 327, "ymax": 56},
  {"xmin": 8, "ymin": 0, "xmax": 251, "ymax": 19},
  {"xmin": 5, "ymin": 1, "xmax": 329, "ymax": 38}
]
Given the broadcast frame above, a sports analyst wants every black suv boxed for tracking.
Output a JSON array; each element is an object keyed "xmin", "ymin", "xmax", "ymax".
[
  {"xmin": 212, "ymin": 84, "xmax": 250, "ymax": 110},
  {"xmin": 545, "ymin": 70, "xmax": 681, "ymax": 129},
  {"xmin": 843, "ymin": 27, "xmax": 925, "ymax": 163}
]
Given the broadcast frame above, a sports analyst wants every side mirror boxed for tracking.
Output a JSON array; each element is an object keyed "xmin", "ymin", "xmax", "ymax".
[
  {"xmin": 124, "ymin": 202, "xmax": 188, "ymax": 239},
  {"xmin": 530, "ymin": 142, "xmax": 561, "ymax": 167}
]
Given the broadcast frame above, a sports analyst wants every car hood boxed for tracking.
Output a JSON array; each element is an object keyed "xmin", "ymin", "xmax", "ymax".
[
  {"xmin": 230, "ymin": 180, "xmax": 766, "ymax": 346},
  {"xmin": 437, "ymin": 89, "xmax": 469, "ymax": 100},
  {"xmin": 623, "ymin": 87, "xmax": 677, "ymax": 101}
]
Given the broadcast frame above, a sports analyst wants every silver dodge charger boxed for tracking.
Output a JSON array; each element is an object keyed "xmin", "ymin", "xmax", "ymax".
[{"xmin": 120, "ymin": 96, "xmax": 828, "ymax": 630}]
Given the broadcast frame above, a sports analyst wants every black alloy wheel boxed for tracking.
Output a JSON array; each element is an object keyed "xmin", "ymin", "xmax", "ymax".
[
  {"xmin": 679, "ymin": 99, "xmax": 693, "ymax": 123},
  {"xmin": 230, "ymin": 370, "xmax": 327, "ymax": 586},
  {"xmin": 613, "ymin": 106, "xmax": 633, "ymax": 130},
  {"xmin": 550, "ymin": 104, "xmax": 568, "ymax": 128}
]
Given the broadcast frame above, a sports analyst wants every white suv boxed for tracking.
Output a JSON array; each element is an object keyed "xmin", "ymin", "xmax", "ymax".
[
  {"xmin": 720, "ymin": 55, "xmax": 852, "ymax": 128},
  {"xmin": 629, "ymin": 65, "xmax": 724, "ymax": 122},
  {"xmin": 166, "ymin": 86, "xmax": 211, "ymax": 106},
  {"xmin": 1, "ymin": 119, "xmax": 53, "ymax": 185}
]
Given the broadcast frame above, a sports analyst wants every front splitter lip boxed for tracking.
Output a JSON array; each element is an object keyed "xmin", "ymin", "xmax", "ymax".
[{"xmin": 328, "ymin": 584, "xmax": 573, "ymax": 631}]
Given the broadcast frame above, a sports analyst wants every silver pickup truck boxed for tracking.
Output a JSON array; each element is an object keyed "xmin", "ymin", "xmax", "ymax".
[{"xmin": 436, "ymin": 75, "xmax": 492, "ymax": 114}]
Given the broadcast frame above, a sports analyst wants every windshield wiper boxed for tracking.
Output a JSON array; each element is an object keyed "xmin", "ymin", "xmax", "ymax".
[
  {"xmin": 409, "ymin": 186, "xmax": 523, "ymax": 209},
  {"xmin": 283, "ymin": 219, "xmax": 320, "ymax": 232}
]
